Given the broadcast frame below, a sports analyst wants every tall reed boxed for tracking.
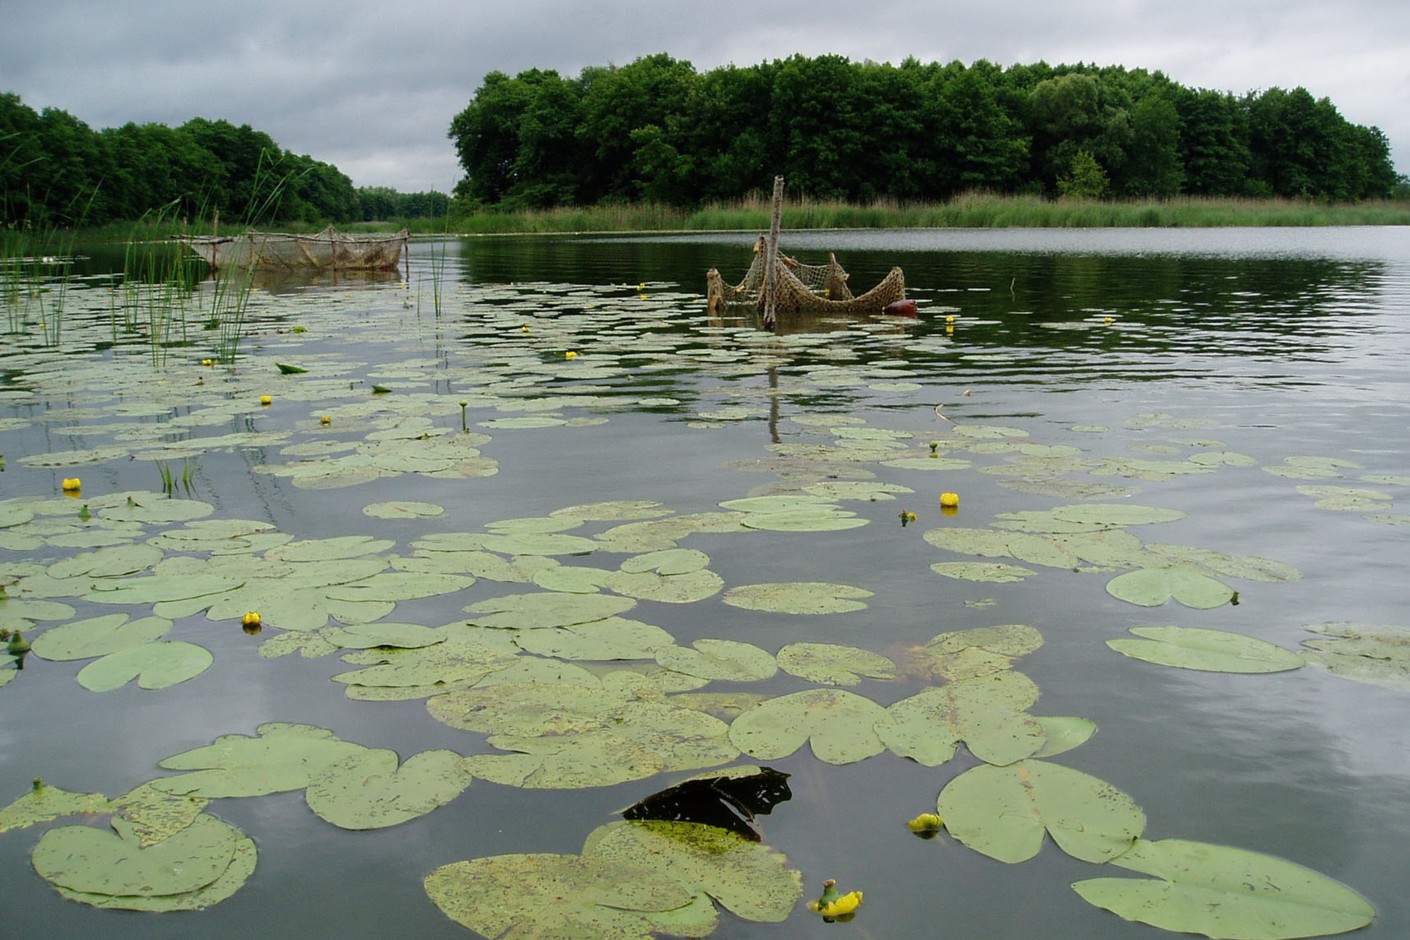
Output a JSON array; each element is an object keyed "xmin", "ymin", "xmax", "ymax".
[{"xmin": 438, "ymin": 193, "xmax": 1410, "ymax": 235}]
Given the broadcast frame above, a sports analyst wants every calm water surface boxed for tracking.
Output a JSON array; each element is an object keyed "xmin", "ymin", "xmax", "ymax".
[{"xmin": 2, "ymin": 227, "xmax": 1408, "ymax": 939}]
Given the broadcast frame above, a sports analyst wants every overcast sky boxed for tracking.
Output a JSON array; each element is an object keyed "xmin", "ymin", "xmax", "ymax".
[{"xmin": 3, "ymin": 0, "xmax": 1406, "ymax": 194}]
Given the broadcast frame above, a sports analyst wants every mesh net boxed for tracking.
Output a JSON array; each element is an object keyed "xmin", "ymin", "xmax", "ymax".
[
  {"xmin": 706, "ymin": 237, "xmax": 905, "ymax": 316},
  {"xmin": 181, "ymin": 227, "xmax": 407, "ymax": 271}
]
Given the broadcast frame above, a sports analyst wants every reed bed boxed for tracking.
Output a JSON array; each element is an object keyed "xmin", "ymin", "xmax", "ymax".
[{"xmin": 437, "ymin": 193, "xmax": 1410, "ymax": 235}]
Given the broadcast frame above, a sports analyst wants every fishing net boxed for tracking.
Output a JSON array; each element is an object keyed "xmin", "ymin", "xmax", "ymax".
[{"xmin": 181, "ymin": 227, "xmax": 408, "ymax": 271}]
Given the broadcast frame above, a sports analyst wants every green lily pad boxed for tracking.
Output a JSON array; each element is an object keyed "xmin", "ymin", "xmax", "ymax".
[
  {"xmin": 937, "ymin": 759, "xmax": 1145, "ymax": 863},
  {"xmin": 721, "ymin": 582, "xmax": 872, "ymax": 615},
  {"xmin": 266, "ymin": 535, "xmax": 396, "ymax": 562},
  {"xmin": 619, "ymin": 548, "xmax": 711, "ymax": 576},
  {"xmin": 775, "ymin": 642, "xmax": 895, "ymax": 686},
  {"xmin": 362, "ymin": 500, "xmax": 445, "ymax": 519},
  {"xmin": 1300, "ymin": 621, "xmax": 1410, "ymax": 691},
  {"xmin": 585, "ymin": 820, "xmax": 802, "ymax": 923},
  {"xmin": 327, "ymin": 621, "xmax": 448, "ymax": 649},
  {"xmin": 425, "ymin": 854, "xmax": 700, "ymax": 939},
  {"xmin": 1107, "ymin": 627, "xmax": 1304, "ymax": 673},
  {"xmin": 29, "ymin": 614, "xmax": 173, "ymax": 661},
  {"xmin": 931, "ymin": 561, "xmax": 1038, "ymax": 583},
  {"xmin": 333, "ymin": 626, "xmax": 518, "ymax": 690},
  {"xmin": 154, "ymin": 723, "xmax": 392, "ymax": 798},
  {"xmin": 878, "ymin": 671, "xmax": 1046, "ymax": 766},
  {"xmin": 32, "ymin": 813, "xmax": 240, "ymax": 897},
  {"xmin": 435, "ymin": 681, "xmax": 736, "ymax": 782},
  {"xmin": 605, "ymin": 567, "xmax": 724, "ymax": 604},
  {"xmin": 305, "ymin": 749, "xmax": 473, "ymax": 830},
  {"xmin": 1031, "ymin": 717, "xmax": 1098, "ymax": 758},
  {"xmin": 655, "ymin": 639, "xmax": 778, "ymax": 682},
  {"xmin": 465, "ymin": 591, "xmax": 637, "ymax": 629},
  {"xmin": 1105, "ymin": 567, "xmax": 1236, "ymax": 608},
  {"xmin": 906, "ymin": 624, "xmax": 1043, "ymax": 681},
  {"xmin": 1073, "ymin": 837, "xmax": 1376, "ymax": 939},
  {"xmin": 729, "ymin": 689, "xmax": 887, "ymax": 765},
  {"xmin": 739, "ymin": 506, "xmax": 868, "ymax": 532},
  {"xmin": 512, "ymin": 617, "xmax": 675, "ymax": 661},
  {"xmin": 530, "ymin": 564, "xmax": 614, "ymax": 593},
  {"xmin": 75, "ymin": 640, "xmax": 214, "ymax": 692},
  {"xmin": 0, "ymin": 785, "xmax": 114, "ymax": 834}
]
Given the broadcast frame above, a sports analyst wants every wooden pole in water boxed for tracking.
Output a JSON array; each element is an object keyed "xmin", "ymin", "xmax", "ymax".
[{"xmin": 762, "ymin": 175, "xmax": 784, "ymax": 329}]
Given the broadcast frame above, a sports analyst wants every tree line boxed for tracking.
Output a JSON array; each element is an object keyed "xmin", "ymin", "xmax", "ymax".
[
  {"xmin": 449, "ymin": 53, "xmax": 1399, "ymax": 208},
  {"xmin": 0, "ymin": 92, "xmax": 446, "ymax": 227}
]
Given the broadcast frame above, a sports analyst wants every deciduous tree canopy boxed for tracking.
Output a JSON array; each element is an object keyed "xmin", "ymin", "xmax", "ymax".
[
  {"xmin": 448, "ymin": 55, "xmax": 1398, "ymax": 208},
  {"xmin": 0, "ymin": 93, "xmax": 444, "ymax": 226}
]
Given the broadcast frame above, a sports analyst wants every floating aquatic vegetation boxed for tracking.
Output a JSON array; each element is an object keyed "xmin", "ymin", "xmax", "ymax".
[
  {"xmin": 1107, "ymin": 626, "xmax": 1304, "ymax": 673},
  {"xmin": 775, "ymin": 641, "xmax": 896, "ymax": 686},
  {"xmin": 937, "ymin": 759, "xmax": 1146, "ymax": 864},
  {"xmin": 655, "ymin": 638, "xmax": 778, "ymax": 682},
  {"xmin": 720, "ymin": 581, "xmax": 872, "ymax": 615},
  {"xmin": 32, "ymin": 814, "xmax": 256, "ymax": 911},
  {"xmin": 728, "ymin": 688, "xmax": 887, "ymax": 765},
  {"xmin": 878, "ymin": 671, "xmax": 1046, "ymax": 766},
  {"xmin": 931, "ymin": 561, "xmax": 1038, "ymax": 583},
  {"xmin": 1300, "ymin": 621, "xmax": 1410, "ymax": 691},
  {"xmin": 1072, "ymin": 838, "xmax": 1375, "ymax": 939},
  {"xmin": 1105, "ymin": 567, "xmax": 1236, "ymax": 609}
]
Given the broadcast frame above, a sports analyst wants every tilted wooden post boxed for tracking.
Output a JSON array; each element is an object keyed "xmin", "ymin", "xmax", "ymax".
[{"xmin": 762, "ymin": 175, "xmax": 784, "ymax": 329}]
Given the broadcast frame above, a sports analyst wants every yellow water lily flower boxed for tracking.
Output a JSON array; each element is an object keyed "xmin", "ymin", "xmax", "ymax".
[
  {"xmin": 320, "ymin": 416, "xmax": 331, "ymax": 425},
  {"xmin": 201, "ymin": 358, "xmax": 214, "ymax": 366},
  {"xmin": 939, "ymin": 492, "xmax": 960, "ymax": 508},
  {"xmin": 60, "ymin": 477, "xmax": 81, "ymax": 493},
  {"xmin": 260, "ymin": 395, "xmax": 272, "ymax": 406},
  {"xmin": 907, "ymin": 812, "xmax": 943, "ymax": 833},
  {"xmin": 565, "ymin": 351, "xmax": 577, "ymax": 360},
  {"xmin": 242, "ymin": 611, "xmax": 262, "ymax": 627},
  {"xmin": 807, "ymin": 879, "xmax": 863, "ymax": 918}
]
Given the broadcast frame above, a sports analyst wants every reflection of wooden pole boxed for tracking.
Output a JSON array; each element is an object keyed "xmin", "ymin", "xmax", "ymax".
[{"xmin": 762, "ymin": 175, "xmax": 784, "ymax": 329}]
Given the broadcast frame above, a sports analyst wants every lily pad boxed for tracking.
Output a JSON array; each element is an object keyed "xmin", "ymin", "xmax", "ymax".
[
  {"xmin": 32, "ymin": 813, "xmax": 241, "ymax": 898},
  {"xmin": 877, "ymin": 671, "xmax": 1045, "ymax": 766},
  {"xmin": 721, "ymin": 582, "xmax": 872, "ymax": 615},
  {"xmin": 775, "ymin": 642, "xmax": 895, "ymax": 686},
  {"xmin": 29, "ymin": 614, "xmax": 173, "ymax": 661},
  {"xmin": 729, "ymin": 689, "xmax": 887, "ymax": 765},
  {"xmin": 584, "ymin": 820, "xmax": 802, "ymax": 923},
  {"xmin": 513, "ymin": 617, "xmax": 675, "ymax": 661},
  {"xmin": 931, "ymin": 561, "xmax": 1038, "ymax": 583},
  {"xmin": 304, "ymin": 749, "xmax": 473, "ymax": 830},
  {"xmin": 75, "ymin": 640, "xmax": 214, "ymax": 692},
  {"xmin": 1300, "ymin": 621, "xmax": 1410, "ymax": 691},
  {"xmin": 465, "ymin": 591, "xmax": 637, "ymax": 629},
  {"xmin": 937, "ymin": 759, "xmax": 1145, "ymax": 863},
  {"xmin": 655, "ymin": 639, "xmax": 778, "ymax": 682},
  {"xmin": 0, "ymin": 785, "xmax": 114, "ymax": 834},
  {"xmin": 1105, "ymin": 567, "xmax": 1236, "ymax": 609},
  {"xmin": 1073, "ymin": 837, "xmax": 1376, "ymax": 939},
  {"xmin": 154, "ymin": 723, "xmax": 392, "ymax": 798},
  {"xmin": 425, "ymin": 853, "xmax": 701, "ymax": 939},
  {"xmin": 1107, "ymin": 626, "xmax": 1304, "ymax": 673}
]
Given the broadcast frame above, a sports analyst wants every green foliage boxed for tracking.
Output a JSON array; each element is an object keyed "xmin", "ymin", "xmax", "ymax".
[
  {"xmin": 446, "ymin": 55, "xmax": 1399, "ymax": 210},
  {"xmin": 1, "ymin": 93, "xmax": 394, "ymax": 226}
]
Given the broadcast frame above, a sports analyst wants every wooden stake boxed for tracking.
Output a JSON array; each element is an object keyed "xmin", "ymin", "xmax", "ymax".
[{"xmin": 762, "ymin": 175, "xmax": 784, "ymax": 329}]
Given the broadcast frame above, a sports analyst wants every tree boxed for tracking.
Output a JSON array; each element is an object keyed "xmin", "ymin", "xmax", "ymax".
[
  {"xmin": 1118, "ymin": 94, "xmax": 1183, "ymax": 196},
  {"xmin": 1057, "ymin": 149, "xmax": 1110, "ymax": 198}
]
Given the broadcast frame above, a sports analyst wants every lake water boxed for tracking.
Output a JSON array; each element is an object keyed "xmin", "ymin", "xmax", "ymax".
[{"xmin": 2, "ymin": 226, "xmax": 1408, "ymax": 939}]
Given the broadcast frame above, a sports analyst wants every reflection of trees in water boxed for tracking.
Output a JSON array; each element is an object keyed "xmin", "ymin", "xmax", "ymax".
[{"xmin": 929, "ymin": 251, "xmax": 1389, "ymax": 359}]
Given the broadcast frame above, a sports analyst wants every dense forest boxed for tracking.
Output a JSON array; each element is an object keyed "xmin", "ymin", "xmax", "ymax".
[
  {"xmin": 449, "ymin": 53, "xmax": 1399, "ymax": 208},
  {"xmin": 0, "ymin": 92, "xmax": 447, "ymax": 227},
  {"xmin": 3, "ymin": 52, "xmax": 1401, "ymax": 228}
]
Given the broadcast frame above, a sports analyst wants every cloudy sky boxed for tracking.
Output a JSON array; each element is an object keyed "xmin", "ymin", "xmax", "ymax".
[{"xmin": 3, "ymin": 0, "xmax": 1406, "ymax": 194}]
